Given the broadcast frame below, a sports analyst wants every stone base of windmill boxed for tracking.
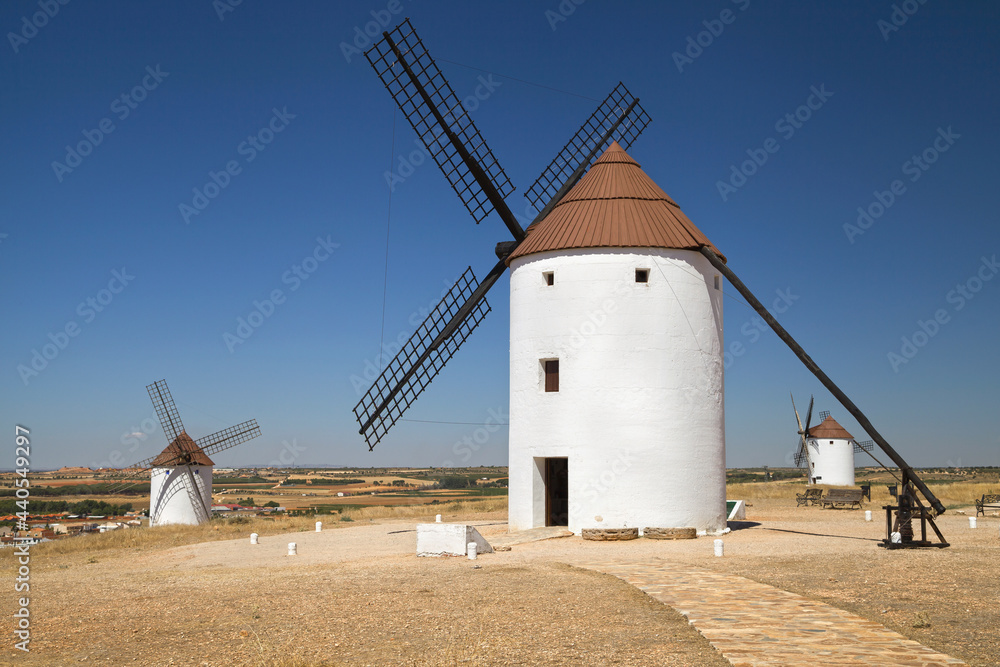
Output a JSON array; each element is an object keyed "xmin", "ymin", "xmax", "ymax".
[
  {"xmin": 643, "ymin": 527, "xmax": 698, "ymax": 540},
  {"xmin": 581, "ymin": 527, "xmax": 639, "ymax": 541}
]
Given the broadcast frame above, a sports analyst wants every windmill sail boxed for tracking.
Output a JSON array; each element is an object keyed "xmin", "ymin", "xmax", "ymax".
[
  {"xmin": 524, "ymin": 82, "xmax": 650, "ymax": 216},
  {"xmin": 147, "ymin": 379, "xmax": 185, "ymax": 444},
  {"xmin": 354, "ymin": 267, "xmax": 490, "ymax": 450},
  {"xmin": 854, "ymin": 439, "xmax": 875, "ymax": 454},
  {"xmin": 366, "ymin": 19, "xmax": 519, "ymax": 235},
  {"xmin": 790, "ymin": 394, "xmax": 813, "ymax": 468},
  {"xmin": 195, "ymin": 419, "xmax": 261, "ymax": 458}
]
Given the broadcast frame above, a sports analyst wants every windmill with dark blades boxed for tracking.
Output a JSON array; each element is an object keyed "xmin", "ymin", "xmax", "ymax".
[
  {"xmin": 108, "ymin": 380, "xmax": 261, "ymax": 526},
  {"xmin": 791, "ymin": 396, "xmax": 860, "ymax": 486},
  {"xmin": 357, "ymin": 19, "xmax": 949, "ymax": 547}
]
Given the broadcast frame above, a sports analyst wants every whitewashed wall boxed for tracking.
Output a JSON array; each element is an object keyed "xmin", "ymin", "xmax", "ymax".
[
  {"xmin": 807, "ymin": 438, "xmax": 856, "ymax": 486},
  {"xmin": 150, "ymin": 465, "xmax": 213, "ymax": 526},
  {"xmin": 508, "ymin": 248, "xmax": 727, "ymax": 535}
]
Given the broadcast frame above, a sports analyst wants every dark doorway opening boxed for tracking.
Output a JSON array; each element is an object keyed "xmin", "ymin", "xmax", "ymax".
[{"xmin": 544, "ymin": 457, "xmax": 569, "ymax": 526}]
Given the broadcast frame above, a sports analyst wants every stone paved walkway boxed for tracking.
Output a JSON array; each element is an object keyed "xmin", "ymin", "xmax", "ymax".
[{"xmin": 574, "ymin": 559, "xmax": 966, "ymax": 666}]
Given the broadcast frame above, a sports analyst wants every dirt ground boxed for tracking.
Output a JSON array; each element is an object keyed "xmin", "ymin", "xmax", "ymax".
[{"xmin": 2, "ymin": 500, "xmax": 997, "ymax": 666}]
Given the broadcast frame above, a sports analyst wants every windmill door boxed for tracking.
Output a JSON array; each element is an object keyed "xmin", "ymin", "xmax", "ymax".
[{"xmin": 544, "ymin": 457, "xmax": 569, "ymax": 526}]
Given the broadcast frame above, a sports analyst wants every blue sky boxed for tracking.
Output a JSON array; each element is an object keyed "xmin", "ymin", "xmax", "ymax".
[{"xmin": 2, "ymin": 1, "xmax": 998, "ymax": 470}]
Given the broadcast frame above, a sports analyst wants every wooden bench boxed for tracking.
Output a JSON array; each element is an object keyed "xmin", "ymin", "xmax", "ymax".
[
  {"xmin": 796, "ymin": 488, "xmax": 823, "ymax": 507},
  {"xmin": 821, "ymin": 489, "xmax": 863, "ymax": 509},
  {"xmin": 976, "ymin": 494, "xmax": 1000, "ymax": 516}
]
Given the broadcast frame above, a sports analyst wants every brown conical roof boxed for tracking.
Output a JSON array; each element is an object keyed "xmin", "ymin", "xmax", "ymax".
[
  {"xmin": 151, "ymin": 431, "xmax": 214, "ymax": 467},
  {"xmin": 506, "ymin": 142, "xmax": 724, "ymax": 263},
  {"xmin": 806, "ymin": 416, "xmax": 854, "ymax": 441}
]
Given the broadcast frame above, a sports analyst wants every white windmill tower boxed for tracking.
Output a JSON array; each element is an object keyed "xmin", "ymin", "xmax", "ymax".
[
  {"xmin": 149, "ymin": 432, "xmax": 215, "ymax": 526},
  {"xmin": 792, "ymin": 396, "xmax": 870, "ymax": 487},
  {"xmin": 505, "ymin": 144, "xmax": 727, "ymax": 535},
  {"xmin": 108, "ymin": 380, "xmax": 261, "ymax": 527}
]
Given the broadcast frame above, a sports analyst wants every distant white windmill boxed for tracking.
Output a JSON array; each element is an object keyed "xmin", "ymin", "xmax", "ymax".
[
  {"xmin": 109, "ymin": 380, "xmax": 261, "ymax": 527},
  {"xmin": 792, "ymin": 395, "xmax": 873, "ymax": 486}
]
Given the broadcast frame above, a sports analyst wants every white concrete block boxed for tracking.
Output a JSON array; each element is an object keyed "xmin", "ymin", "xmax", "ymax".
[{"xmin": 417, "ymin": 523, "xmax": 494, "ymax": 557}]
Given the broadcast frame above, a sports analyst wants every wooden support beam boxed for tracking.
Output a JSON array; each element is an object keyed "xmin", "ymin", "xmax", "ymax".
[{"xmin": 699, "ymin": 246, "xmax": 946, "ymax": 517}]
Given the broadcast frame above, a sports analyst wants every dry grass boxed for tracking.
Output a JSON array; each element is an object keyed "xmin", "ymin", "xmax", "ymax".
[
  {"xmin": 924, "ymin": 482, "xmax": 998, "ymax": 508},
  {"xmin": 346, "ymin": 495, "xmax": 506, "ymax": 521},
  {"xmin": 728, "ymin": 480, "xmax": 997, "ymax": 509}
]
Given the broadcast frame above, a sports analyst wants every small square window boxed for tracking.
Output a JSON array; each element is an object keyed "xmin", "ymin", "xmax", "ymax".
[
  {"xmin": 635, "ymin": 269, "xmax": 649, "ymax": 283},
  {"xmin": 543, "ymin": 271, "xmax": 554, "ymax": 286},
  {"xmin": 543, "ymin": 359, "xmax": 559, "ymax": 392},
  {"xmin": 714, "ymin": 275, "xmax": 720, "ymax": 290}
]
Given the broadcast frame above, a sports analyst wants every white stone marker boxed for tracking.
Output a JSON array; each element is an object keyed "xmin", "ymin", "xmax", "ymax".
[
  {"xmin": 417, "ymin": 523, "xmax": 493, "ymax": 557},
  {"xmin": 969, "ymin": 516, "xmax": 977, "ymax": 529},
  {"xmin": 315, "ymin": 521, "xmax": 323, "ymax": 532},
  {"xmin": 288, "ymin": 542, "xmax": 297, "ymax": 556},
  {"xmin": 435, "ymin": 514, "xmax": 442, "ymax": 523},
  {"xmin": 250, "ymin": 533, "xmax": 259, "ymax": 545},
  {"xmin": 467, "ymin": 542, "xmax": 478, "ymax": 560},
  {"xmin": 713, "ymin": 539, "xmax": 724, "ymax": 557},
  {"xmin": 865, "ymin": 510, "xmax": 872, "ymax": 522}
]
